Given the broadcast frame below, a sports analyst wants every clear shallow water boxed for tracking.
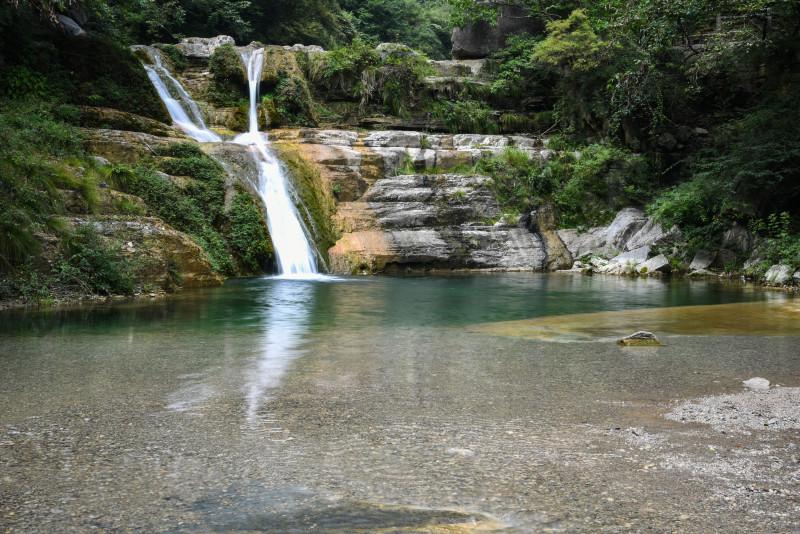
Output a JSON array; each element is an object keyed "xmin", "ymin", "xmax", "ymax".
[{"xmin": 1, "ymin": 274, "xmax": 798, "ymax": 532}]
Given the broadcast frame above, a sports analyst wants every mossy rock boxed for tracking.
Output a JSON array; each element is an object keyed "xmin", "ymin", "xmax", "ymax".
[
  {"xmin": 273, "ymin": 144, "xmax": 339, "ymax": 266},
  {"xmin": 207, "ymin": 43, "xmax": 248, "ymax": 107}
]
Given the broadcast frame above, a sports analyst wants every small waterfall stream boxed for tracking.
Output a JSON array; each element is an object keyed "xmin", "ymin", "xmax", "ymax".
[
  {"xmin": 233, "ymin": 49, "xmax": 319, "ymax": 277},
  {"xmin": 142, "ymin": 50, "xmax": 221, "ymax": 143},
  {"xmin": 141, "ymin": 46, "xmax": 321, "ymax": 276}
]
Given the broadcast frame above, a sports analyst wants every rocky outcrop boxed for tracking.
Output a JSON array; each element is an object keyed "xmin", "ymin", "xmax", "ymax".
[
  {"xmin": 329, "ymin": 174, "xmax": 545, "ymax": 274},
  {"xmin": 270, "ymin": 128, "xmax": 550, "ymax": 202},
  {"xmin": 176, "ymin": 35, "xmax": 236, "ymax": 59},
  {"xmin": 558, "ymin": 208, "xmax": 680, "ymax": 261},
  {"xmin": 70, "ymin": 216, "xmax": 223, "ymax": 289},
  {"xmin": 451, "ymin": 2, "xmax": 542, "ymax": 59},
  {"xmin": 82, "ymin": 128, "xmax": 187, "ymax": 163},
  {"xmin": 79, "ymin": 107, "xmax": 180, "ymax": 137},
  {"xmin": 558, "ymin": 208, "xmax": 683, "ymax": 277},
  {"xmin": 526, "ymin": 204, "xmax": 572, "ymax": 271}
]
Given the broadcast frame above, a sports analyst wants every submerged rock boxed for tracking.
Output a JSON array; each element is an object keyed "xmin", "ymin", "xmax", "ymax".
[
  {"xmin": 618, "ymin": 331, "xmax": 662, "ymax": 346},
  {"xmin": 743, "ymin": 377, "xmax": 770, "ymax": 391}
]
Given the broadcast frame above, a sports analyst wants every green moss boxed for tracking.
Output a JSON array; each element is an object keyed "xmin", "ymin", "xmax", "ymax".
[
  {"xmin": 208, "ymin": 43, "xmax": 247, "ymax": 107},
  {"xmin": 225, "ymin": 191, "xmax": 275, "ymax": 274},
  {"xmin": 154, "ymin": 44, "xmax": 188, "ymax": 72},
  {"xmin": 274, "ymin": 144, "xmax": 339, "ymax": 264},
  {"xmin": 111, "ymin": 151, "xmax": 235, "ymax": 275}
]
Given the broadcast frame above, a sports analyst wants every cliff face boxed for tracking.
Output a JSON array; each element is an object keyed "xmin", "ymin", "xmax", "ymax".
[{"xmin": 97, "ymin": 37, "xmax": 560, "ymax": 278}]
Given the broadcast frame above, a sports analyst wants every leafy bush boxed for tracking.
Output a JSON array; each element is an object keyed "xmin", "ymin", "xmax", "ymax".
[
  {"xmin": 0, "ymin": 101, "xmax": 85, "ymax": 270},
  {"xmin": 477, "ymin": 148, "xmax": 554, "ymax": 212},
  {"xmin": 111, "ymin": 164, "xmax": 234, "ymax": 275},
  {"xmin": 308, "ymin": 38, "xmax": 432, "ymax": 116},
  {"xmin": 476, "ymin": 143, "xmax": 651, "ymax": 228},
  {"xmin": 433, "ymin": 100, "xmax": 498, "ymax": 134},
  {"xmin": 751, "ymin": 212, "xmax": 800, "ymax": 269},
  {"xmin": 57, "ymin": 226, "xmax": 135, "ymax": 296}
]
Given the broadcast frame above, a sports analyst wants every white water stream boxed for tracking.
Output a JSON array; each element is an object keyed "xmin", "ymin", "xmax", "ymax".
[
  {"xmin": 233, "ymin": 49, "xmax": 319, "ymax": 277},
  {"xmin": 142, "ymin": 50, "xmax": 221, "ymax": 143},
  {"xmin": 142, "ymin": 46, "xmax": 320, "ymax": 276}
]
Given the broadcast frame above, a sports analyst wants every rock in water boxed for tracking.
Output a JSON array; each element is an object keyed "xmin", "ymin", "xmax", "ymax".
[
  {"xmin": 618, "ymin": 331, "xmax": 661, "ymax": 346},
  {"xmin": 743, "ymin": 377, "xmax": 770, "ymax": 391}
]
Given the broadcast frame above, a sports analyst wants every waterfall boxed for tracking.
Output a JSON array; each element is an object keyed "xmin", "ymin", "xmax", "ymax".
[
  {"xmin": 142, "ymin": 50, "xmax": 221, "ymax": 143},
  {"xmin": 234, "ymin": 49, "xmax": 319, "ymax": 277},
  {"xmin": 141, "ymin": 45, "xmax": 321, "ymax": 277}
]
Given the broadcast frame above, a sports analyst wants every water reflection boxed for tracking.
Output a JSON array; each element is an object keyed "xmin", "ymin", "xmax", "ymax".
[{"xmin": 244, "ymin": 279, "xmax": 316, "ymax": 424}]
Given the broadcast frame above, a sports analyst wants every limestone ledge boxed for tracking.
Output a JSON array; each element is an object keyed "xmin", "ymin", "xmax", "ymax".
[
  {"xmin": 328, "ymin": 174, "xmax": 546, "ymax": 275},
  {"xmin": 269, "ymin": 128, "xmax": 552, "ymax": 202}
]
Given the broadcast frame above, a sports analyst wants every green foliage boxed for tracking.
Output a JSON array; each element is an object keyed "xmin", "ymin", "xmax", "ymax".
[
  {"xmin": 477, "ymin": 143, "xmax": 651, "ymax": 228},
  {"xmin": 649, "ymin": 90, "xmax": 800, "ymax": 249},
  {"xmin": 340, "ymin": 0, "xmax": 453, "ymax": 59},
  {"xmin": 225, "ymin": 192, "xmax": 274, "ymax": 274},
  {"xmin": 553, "ymin": 144, "xmax": 651, "ymax": 227},
  {"xmin": 208, "ymin": 43, "xmax": 246, "ymax": 107},
  {"xmin": 0, "ymin": 101, "xmax": 84, "ymax": 270},
  {"xmin": 533, "ymin": 10, "xmax": 609, "ymax": 73},
  {"xmin": 432, "ymin": 100, "xmax": 498, "ymax": 134},
  {"xmin": 272, "ymin": 75, "xmax": 319, "ymax": 126},
  {"xmin": 111, "ymin": 157, "xmax": 235, "ymax": 275},
  {"xmin": 57, "ymin": 226, "xmax": 135, "ymax": 296},
  {"xmin": 477, "ymin": 148, "xmax": 555, "ymax": 211},
  {"xmin": 155, "ymin": 44, "xmax": 188, "ymax": 72},
  {"xmin": 308, "ymin": 38, "xmax": 433, "ymax": 117},
  {"xmin": 751, "ymin": 212, "xmax": 800, "ymax": 269}
]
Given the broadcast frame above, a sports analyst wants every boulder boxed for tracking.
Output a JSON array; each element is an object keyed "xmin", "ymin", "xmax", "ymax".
[
  {"xmin": 79, "ymin": 107, "xmax": 178, "ymax": 137},
  {"xmin": 527, "ymin": 204, "xmax": 573, "ymax": 271},
  {"xmin": 176, "ymin": 35, "xmax": 235, "ymax": 59},
  {"xmin": 70, "ymin": 216, "xmax": 223, "ymax": 289},
  {"xmin": 451, "ymin": 2, "xmax": 542, "ymax": 59},
  {"xmin": 689, "ymin": 250, "xmax": 715, "ymax": 271},
  {"xmin": 82, "ymin": 128, "xmax": 187, "ymax": 164},
  {"xmin": 611, "ymin": 246, "xmax": 650, "ymax": 266},
  {"xmin": 56, "ymin": 14, "xmax": 86, "ymax": 38},
  {"xmin": 557, "ymin": 227, "xmax": 608, "ymax": 259},
  {"xmin": 429, "ymin": 59, "xmax": 486, "ymax": 77},
  {"xmin": 618, "ymin": 331, "xmax": 661, "ymax": 347},
  {"xmin": 375, "ymin": 42, "xmax": 419, "ymax": 61},
  {"xmin": 721, "ymin": 223, "xmax": 754, "ymax": 254},
  {"xmin": 625, "ymin": 218, "xmax": 671, "ymax": 251},
  {"xmin": 605, "ymin": 208, "xmax": 648, "ymax": 251},
  {"xmin": 638, "ymin": 254, "xmax": 671, "ymax": 275},
  {"xmin": 743, "ymin": 377, "xmax": 770, "ymax": 391},
  {"xmin": 764, "ymin": 264, "xmax": 793, "ymax": 285},
  {"xmin": 283, "ymin": 44, "xmax": 325, "ymax": 53}
]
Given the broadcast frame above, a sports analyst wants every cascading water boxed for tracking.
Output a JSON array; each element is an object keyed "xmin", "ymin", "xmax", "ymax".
[
  {"xmin": 234, "ymin": 49, "xmax": 319, "ymax": 277},
  {"xmin": 142, "ymin": 50, "xmax": 221, "ymax": 143},
  {"xmin": 141, "ymin": 45, "xmax": 322, "ymax": 277}
]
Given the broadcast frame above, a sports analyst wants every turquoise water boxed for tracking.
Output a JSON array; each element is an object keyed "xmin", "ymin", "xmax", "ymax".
[
  {"xmin": 0, "ymin": 274, "xmax": 796, "ymax": 532},
  {"xmin": 0, "ymin": 273, "xmax": 773, "ymax": 337}
]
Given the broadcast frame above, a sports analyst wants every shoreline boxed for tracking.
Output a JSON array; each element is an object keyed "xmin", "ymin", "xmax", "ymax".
[{"xmin": 1, "ymin": 269, "xmax": 795, "ymax": 315}]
